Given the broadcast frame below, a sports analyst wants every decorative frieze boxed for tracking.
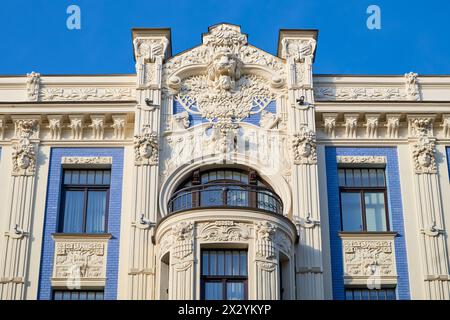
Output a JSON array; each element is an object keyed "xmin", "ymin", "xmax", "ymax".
[
  {"xmin": 337, "ymin": 156, "xmax": 386, "ymax": 165},
  {"xmin": 51, "ymin": 235, "xmax": 110, "ymax": 288},
  {"xmin": 292, "ymin": 125, "xmax": 317, "ymax": 165},
  {"xmin": 134, "ymin": 127, "xmax": 159, "ymax": 166},
  {"xmin": 40, "ymin": 87, "xmax": 134, "ymax": 101},
  {"xmin": 340, "ymin": 233, "xmax": 397, "ymax": 286},
  {"xmin": 200, "ymin": 221, "xmax": 250, "ymax": 242},
  {"xmin": 61, "ymin": 156, "xmax": 112, "ymax": 166},
  {"xmin": 314, "ymin": 86, "xmax": 416, "ymax": 101},
  {"xmin": 344, "ymin": 114, "xmax": 358, "ymax": 139},
  {"xmin": 26, "ymin": 72, "xmax": 40, "ymax": 101}
]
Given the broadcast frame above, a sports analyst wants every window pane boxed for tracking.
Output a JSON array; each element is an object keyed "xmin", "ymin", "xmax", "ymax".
[
  {"xmin": 79, "ymin": 171, "xmax": 87, "ymax": 184},
  {"xmin": 205, "ymin": 282, "xmax": 223, "ymax": 300},
  {"xmin": 377, "ymin": 169, "xmax": 385, "ymax": 187},
  {"xmin": 62, "ymin": 190, "xmax": 85, "ymax": 233},
  {"xmin": 64, "ymin": 171, "xmax": 72, "ymax": 184},
  {"xmin": 71, "ymin": 171, "xmax": 80, "ymax": 184},
  {"xmin": 103, "ymin": 171, "xmax": 111, "ymax": 185},
  {"xmin": 225, "ymin": 251, "xmax": 232, "ymax": 276},
  {"xmin": 341, "ymin": 192, "xmax": 363, "ymax": 231},
  {"xmin": 239, "ymin": 251, "xmax": 247, "ymax": 276},
  {"xmin": 87, "ymin": 171, "xmax": 95, "ymax": 184},
  {"xmin": 227, "ymin": 282, "xmax": 245, "ymax": 300},
  {"xmin": 345, "ymin": 288, "xmax": 396, "ymax": 300},
  {"xmin": 86, "ymin": 191, "xmax": 107, "ymax": 233},
  {"xmin": 361, "ymin": 169, "xmax": 370, "ymax": 186},
  {"xmin": 369, "ymin": 169, "xmax": 377, "ymax": 186},
  {"xmin": 95, "ymin": 171, "xmax": 103, "ymax": 184},
  {"xmin": 232, "ymin": 251, "xmax": 240, "ymax": 275},
  {"xmin": 210, "ymin": 251, "xmax": 217, "ymax": 276},
  {"xmin": 202, "ymin": 251, "xmax": 209, "ymax": 275},
  {"xmin": 364, "ymin": 192, "xmax": 387, "ymax": 231},
  {"xmin": 217, "ymin": 251, "xmax": 225, "ymax": 276},
  {"xmin": 338, "ymin": 169, "xmax": 346, "ymax": 187},
  {"xmin": 345, "ymin": 169, "xmax": 354, "ymax": 187},
  {"xmin": 353, "ymin": 169, "xmax": 362, "ymax": 187}
]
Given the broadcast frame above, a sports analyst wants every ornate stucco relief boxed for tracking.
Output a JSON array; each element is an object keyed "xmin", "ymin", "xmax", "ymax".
[
  {"xmin": 336, "ymin": 156, "xmax": 386, "ymax": 165},
  {"xmin": 342, "ymin": 238, "xmax": 396, "ymax": 280},
  {"xmin": 292, "ymin": 125, "xmax": 317, "ymax": 165},
  {"xmin": 408, "ymin": 117, "xmax": 437, "ymax": 174},
  {"xmin": 40, "ymin": 87, "xmax": 135, "ymax": 101},
  {"xmin": 61, "ymin": 156, "xmax": 112, "ymax": 166},
  {"xmin": 134, "ymin": 126, "xmax": 159, "ymax": 166},
  {"xmin": 26, "ymin": 72, "xmax": 40, "ymax": 101},
  {"xmin": 199, "ymin": 221, "xmax": 250, "ymax": 242},
  {"xmin": 11, "ymin": 119, "xmax": 39, "ymax": 176},
  {"xmin": 52, "ymin": 236, "xmax": 110, "ymax": 287}
]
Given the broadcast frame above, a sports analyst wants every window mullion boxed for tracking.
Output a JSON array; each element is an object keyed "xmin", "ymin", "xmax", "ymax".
[
  {"xmin": 361, "ymin": 190, "xmax": 367, "ymax": 231},
  {"xmin": 82, "ymin": 187, "xmax": 88, "ymax": 233}
]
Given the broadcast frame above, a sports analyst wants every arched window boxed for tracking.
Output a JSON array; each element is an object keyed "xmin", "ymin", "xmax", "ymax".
[{"xmin": 168, "ymin": 168, "xmax": 282, "ymax": 214}]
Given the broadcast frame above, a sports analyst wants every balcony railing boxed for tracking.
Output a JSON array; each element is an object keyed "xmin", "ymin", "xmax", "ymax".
[{"xmin": 168, "ymin": 183, "xmax": 283, "ymax": 215}]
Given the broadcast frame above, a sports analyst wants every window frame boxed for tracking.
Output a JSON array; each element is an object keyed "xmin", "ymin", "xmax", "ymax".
[
  {"xmin": 339, "ymin": 168, "xmax": 390, "ymax": 232},
  {"xmin": 200, "ymin": 249, "xmax": 248, "ymax": 300},
  {"xmin": 344, "ymin": 287, "xmax": 397, "ymax": 300},
  {"xmin": 58, "ymin": 169, "xmax": 111, "ymax": 234},
  {"xmin": 52, "ymin": 289, "xmax": 105, "ymax": 300}
]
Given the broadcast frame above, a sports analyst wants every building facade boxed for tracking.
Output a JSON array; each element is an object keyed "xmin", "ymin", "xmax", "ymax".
[{"xmin": 0, "ymin": 23, "xmax": 449, "ymax": 300}]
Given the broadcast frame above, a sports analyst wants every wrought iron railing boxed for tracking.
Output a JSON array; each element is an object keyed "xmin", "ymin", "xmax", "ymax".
[{"xmin": 168, "ymin": 183, "xmax": 283, "ymax": 215}]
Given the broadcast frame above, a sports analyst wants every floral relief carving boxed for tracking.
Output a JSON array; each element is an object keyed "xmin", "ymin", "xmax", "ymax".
[
  {"xmin": 315, "ymin": 87, "xmax": 407, "ymax": 101},
  {"xmin": 405, "ymin": 72, "xmax": 420, "ymax": 101},
  {"xmin": 409, "ymin": 117, "xmax": 434, "ymax": 138},
  {"xmin": 336, "ymin": 156, "xmax": 386, "ymax": 165},
  {"xmin": 111, "ymin": 115, "xmax": 126, "ymax": 140},
  {"xmin": 171, "ymin": 222, "xmax": 194, "ymax": 261},
  {"xmin": 343, "ymin": 239, "xmax": 396, "ymax": 278},
  {"xmin": 365, "ymin": 114, "xmax": 379, "ymax": 139},
  {"xmin": 40, "ymin": 87, "xmax": 134, "ymax": 101},
  {"xmin": 322, "ymin": 113, "xmax": 337, "ymax": 138},
  {"xmin": 134, "ymin": 126, "xmax": 159, "ymax": 166},
  {"xmin": 385, "ymin": 114, "xmax": 401, "ymax": 139},
  {"xmin": 292, "ymin": 125, "xmax": 317, "ymax": 165},
  {"xmin": 61, "ymin": 156, "xmax": 112, "ymax": 165},
  {"xmin": 344, "ymin": 114, "xmax": 358, "ymax": 139},
  {"xmin": 89, "ymin": 115, "xmax": 105, "ymax": 140},
  {"xmin": 47, "ymin": 116, "xmax": 62, "ymax": 140},
  {"xmin": 200, "ymin": 221, "xmax": 250, "ymax": 242},
  {"xmin": 68, "ymin": 116, "xmax": 84, "ymax": 140},
  {"xmin": 53, "ymin": 241, "xmax": 106, "ymax": 280},
  {"xmin": 12, "ymin": 137, "xmax": 36, "ymax": 176}
]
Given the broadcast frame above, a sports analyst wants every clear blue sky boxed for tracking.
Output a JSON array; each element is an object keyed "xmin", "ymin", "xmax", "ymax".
[{"xmin": 0, "ymin": 0, "xmax": 449, "ymax": 75}]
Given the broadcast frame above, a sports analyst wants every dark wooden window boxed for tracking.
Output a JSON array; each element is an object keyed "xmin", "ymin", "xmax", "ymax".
[
  {"xmin": 201, "ymin": 250, "xmax": 248, "ymax": 300},
  {"xmin": 339, "ymin": 168, "xmax": 389, "ymax": 232},
  {"xmin": 59, "ymin": 170, "xmax": 110, "ymax": 233},
  {"xmin": 52, "ymin": 290, "xmax": 104, "ymax": 300},
  {"xmin": 345, "ymin": 288, "xmax": 396, "ymax": 300}
]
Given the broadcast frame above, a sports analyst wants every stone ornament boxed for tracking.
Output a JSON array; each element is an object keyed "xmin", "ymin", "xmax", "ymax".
[
  {"xmin": 412, "ymin": 137, "xmax": 437, "ymax": 174},
  {"xmin": 12, "ymin": 138, "xmax": 36, "ymax": 176},
  {"xmin": 68, "ymin": 116, "xmax": 84, "ymax": 140},
  {"xmin": 255, "ymin": 221, "xmax": 276, "ymax": 260},
  {"xmin": 14, "ymin": 119, "xmax": 39, "ymax": 140},
  {"xmin": 200, "ymin": 221, "xmax": 250, "ymax": 242},
  {"xmin": 61, "ymin": 156, "xmax": 112, "ymax": 165},
  {"xmin": 47, "ymin": 116, "xmax": 62, "ymax": 140},
  {"xmin": 134, "ymin": 37, "xmax": 169, "ymax": 88},
  {"xmin": 167, "ymin": 111, "xmax": 190, "ymax": 132},
  {"xmin": 385, "ymin": 114, "xmax": 401, "ymax": 139},
  {"xmin": 336, "ymin": 156, "xmax": 386, "ymax": 165},
  {"xmin": 134, "ymin": 127, "xmax": 159, "ymax": 166},
  {"xmin": 409, "ymin": 117, "xmax": 434, "ymax": 138},
  {"xmin": 26, "ymin": 72, "xmax": 40, "ymax": 101},
  {"xmin": 40, "ymin": 87, "xmax": 134, "ymax": 101},
  {"xmin": 342, "ymin": 239, "xmax": 396, "ymax": 278},
  {"xmin": 405, "ymin": 72, "xmax": 420, "ymax": 101},
  {"xmin": 292, "ymin": 125, "xmax": 317, "ymax": 165},
  {"xmin": 259, "ymin": 110, "xmax": 281, "ymax": 130},
  {"xmin": 344, "ymin": 114, "xmax": 358, "ymax": 139},
  {"xmin": 365, "ymin": 114, "xmax": 379, "ymax": 139},
  {"xmin": 111, "ymin": 115, "xmax": 126, "ymax": 140},
  {"xmin": 0, "ymin": 116, "xmax": 5, "ymax": 140},
  {"xmin": 323, "ymin": 113, "xmax": 337, "ymax": 138},
  {"xmin": 53, "ymin": 241, "xmax": 106, "ymax": 282},
  {"xmin": 171, "ymin": 222, "xmax": 194, "ymax": 261},
  {"xmin": 89, "ymin": 115, "xmax": 105, "ymax": 140}
]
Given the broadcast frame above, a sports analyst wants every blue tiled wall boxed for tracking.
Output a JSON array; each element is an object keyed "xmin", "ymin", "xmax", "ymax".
[
  {"xmin": 38, "ymin": 148, "xmax": 124, "ymax": 300},
  {"xmin": 325, "ymin": 147, "xmax": 411, "ymax": 300},
  {"xmin": 173, "ymin": 100, "xmax": 277, "ymax": 127}
]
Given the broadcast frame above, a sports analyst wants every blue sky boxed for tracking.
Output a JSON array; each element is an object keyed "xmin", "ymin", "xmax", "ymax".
[{"xmin": 0, "ymin": 0, "xmax": 449, "ymax": 75}]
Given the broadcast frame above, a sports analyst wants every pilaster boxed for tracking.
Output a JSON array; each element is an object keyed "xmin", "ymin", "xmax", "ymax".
[
  {"xmin": 279, "ymin": 29, "xmax": 324, "ymax": 299},
  {"xmin": 0, "ymin": 116, "xmax": 40, "ymax": 299},
  {"xmin": 126, "ymin": 28, "xmax": 170, "ymax": 299}
]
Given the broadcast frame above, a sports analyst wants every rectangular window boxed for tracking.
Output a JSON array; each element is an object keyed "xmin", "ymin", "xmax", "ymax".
[
  {"xmin": 201, "ymin": 250, "xmax": 247, "ymax": 300},
  {"xmin": 59, "ymin": 169, "xmax": 110, "ymax": 233},
  {"xmin": 52, "ymin": 290, "xmax": 104, "ymax": 300},
  {"xmin": 339, "ymin": 168, "xmax": 389, "ymax": 232},
  {"xmin": 345, "ymin": 288, "xmax": 396, "ymax": 300}
]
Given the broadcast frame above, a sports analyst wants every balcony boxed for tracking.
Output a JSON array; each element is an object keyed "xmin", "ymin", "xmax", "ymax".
[{"xmin": 168, "ymin": 183, "xmax": 283, "ymax": 215}]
